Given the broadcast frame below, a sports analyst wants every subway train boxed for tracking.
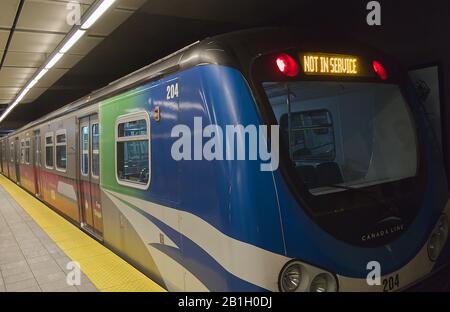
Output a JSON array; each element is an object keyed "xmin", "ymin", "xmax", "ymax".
[{"xmin": 0, "ymin": 28, "xmax": 449, "ymax": 292}]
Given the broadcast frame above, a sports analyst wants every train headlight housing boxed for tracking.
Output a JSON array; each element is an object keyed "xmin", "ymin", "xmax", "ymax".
[
  {"xmin": 310, "ymin": 273, "xmax": 338, "ymax": 292},
  {"xmin": 279, "ymin": 261, "xmax": 338, "ymax": 292},
  {"xmin": 428, "ymin": 214, "xmax": 449, "ymax": 261},
  {"xmin": 280, "ymin": 262, "xmax": 303, "ymax": 292}
]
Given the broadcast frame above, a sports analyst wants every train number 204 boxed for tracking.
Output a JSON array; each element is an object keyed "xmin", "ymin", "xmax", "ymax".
[
  {"xmin": 382, "ymin": 273, "xmax": 400, "ymax": 292},
  {"xmin": 166, "ymin": 83, "xmax": 179, "ymax": 100}
]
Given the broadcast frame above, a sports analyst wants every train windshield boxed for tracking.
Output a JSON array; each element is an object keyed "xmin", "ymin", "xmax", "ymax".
[{"xmin": 263, "ymin": 81, "xmax": 418, "ymax": 195}]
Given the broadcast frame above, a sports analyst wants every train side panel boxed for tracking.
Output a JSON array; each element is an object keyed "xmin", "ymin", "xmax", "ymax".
[
  {"xmin": 18, "ymin": 131, "xmax": 36, "ymax": 195},
  {"xmin": 100, "ymin": 81, "xmax": 177, "ymax": 290},
  {"xmin": 38, "ymin": 117, "xmax": 80, "ymax": 222},
  {"xmin": 99, "ymin": 65, "xmax": 285, "ymax": 291}
]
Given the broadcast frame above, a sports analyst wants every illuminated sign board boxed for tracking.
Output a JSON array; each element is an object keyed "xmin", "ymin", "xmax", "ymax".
[{"xmin": 301, "ymin": 53, "xmax": 360, "ymax": 76}]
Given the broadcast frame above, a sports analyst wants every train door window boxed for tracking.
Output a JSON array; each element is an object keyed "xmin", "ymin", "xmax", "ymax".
[
  {"xmin": 45, "ymin": 133, "xmax": 54, "ymax": 169},
  {"xmin": 35, "ymin": 133, "xmax": 41, "ymax": 167},
  {"xmin": 56, "ymin": 130, "xmax": 67, "ymax": 172},
  {"xmin": 81, "ymin": 126, "xmax": 89, "ymax": 176},
  {"xmin": 92, "ymin": 123, "xmax": 100, "ymax": 178},
  {"xmin": 25, "ymin": 138, "xmax": 31, "ymax": 165},
  {"xmin": 10, "ymin": 142, "xmax": 14, "ymax": 162},
  {"xmin": 20, "ymin": 140, "xmax": 25, "ymax": 164},
  {"xmin": 115, "ymin": 112, "xmax": 150, "ymax": 189}
]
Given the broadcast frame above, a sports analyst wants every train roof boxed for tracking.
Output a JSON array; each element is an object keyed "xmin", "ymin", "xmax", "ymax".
[{"xmin": 3, "ymin": 27, "xmax": 379, "ymax": 137}]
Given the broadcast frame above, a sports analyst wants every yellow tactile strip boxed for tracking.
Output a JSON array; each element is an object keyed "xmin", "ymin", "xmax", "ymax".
[{"xmin": 0, "ymin": 175, "xmax": 165, "ymax": 292}]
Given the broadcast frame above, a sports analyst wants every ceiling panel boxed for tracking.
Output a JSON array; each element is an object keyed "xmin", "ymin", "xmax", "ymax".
[
  {"xmin": 35, "ymin": 68, "xmax": 69, "ymax": 88},
  {"xmin": 89, "ymin": 8, "xmax": 134, "ymax": 36},
  {"xmin": 22, "ymin": 87, "xmax": 47, "ymax": 103},
  {"xmin": 0, "ymin": 30, "xmax": 10, "ymax": 51},
  {"xmin": 57, "ymin": 0, "xmax": 95, "ymax": 4},
  {"xmin": 0, "ymin": 0, "xmax": 20, "ymax": 28},
  {"xmin": 0, "ymin": 51, "xmax": 4, "ymax": 62},
  {"xmin": 116, "ymin": 0, "xmax": 148, "ymax": 10},
  {"xmin": 56, "ymin": 53, "xmax": 84, "ymax": 69},
  {"xmin": 17, "ymin": 0, "xmax": 90, "ymax": 33},
  {"xmin": 0, "ymin": 87, "xmax": 20, "ymax": 98},
  {"xmin": 0, "ymin": 0, "xmax": 145, "ymax": 118},
  {"xmin": 3, "ymin": 51, "xmax": 46, "ymax": 67},
  {"xmin": 69, "ymin": 35, "xmax": 103, "ymax": 55},
  {"xmin": 9, "ymin": 31, "xmax": 65, "ymax": 53},
  {"xmin": 2, "ymin": 51, "xmax": 84, "ymax": 70},
  {"xmin": 0, "ymin": 67, "xmax": 37, "ymax": 87}
]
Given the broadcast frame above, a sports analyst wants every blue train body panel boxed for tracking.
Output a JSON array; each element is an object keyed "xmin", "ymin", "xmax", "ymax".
[{"xmin": 101, "ymin": 63, "xmax": 450, "ymax": 291}]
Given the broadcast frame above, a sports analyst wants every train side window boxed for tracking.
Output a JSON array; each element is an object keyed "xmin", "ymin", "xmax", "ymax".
[
  {"xmin": 25, "ymin": 138, "xmax": 31, "ymax": 165},
  {"xmin": 81, "ymin": 126, "xmax": 89, "ymax": 176},
  {"xmin": 20, "ymin": 140, "xmax": 25, "ymax": 164},
  {"xmin": 45, "ymin": 133, "xmax": 54, "ymax": 169},
  {"xmin": 115, "ymin": 112, "xmax": 150, "ymax": 190},
  {"xmin": 56, "ymin": 130, "xmax": 67, "ymax": 172},
  {"xmin": 92, "ymin": 123, "xmax": 100, "ymax": 178}
]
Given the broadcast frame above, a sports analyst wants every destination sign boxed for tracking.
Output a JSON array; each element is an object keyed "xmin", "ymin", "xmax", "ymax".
[{"xmin": 301, "ymin": 53, "xmax": 360, "ymax": 76}]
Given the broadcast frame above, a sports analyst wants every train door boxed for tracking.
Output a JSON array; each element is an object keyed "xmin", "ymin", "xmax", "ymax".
[
  {"xmin": 9, "ymin": 141, "xmax": 15, "ymax": 180},
  {"xmin": 0, "ymin": 141, "xmax": 3, "ymax": 174},
  {"xmin": 14, "ymin": 137, "xmax": 20, "ymax": 184},
  {"xmin": 34, "ymin": 131, "xmax": 43, "ymax": 197},
  {"xmin": 78, "ymin": 115, "xmax": 103, "ymax": 238}
]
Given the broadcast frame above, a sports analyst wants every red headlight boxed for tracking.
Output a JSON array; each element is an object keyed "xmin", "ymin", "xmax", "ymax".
[
  {"xmin": 276, "ymin": 53, "xmax": 299, "ymax": 77},
  {"xmin": 372, "ymin": 60, "xmax": 388, "ymax": 80}
]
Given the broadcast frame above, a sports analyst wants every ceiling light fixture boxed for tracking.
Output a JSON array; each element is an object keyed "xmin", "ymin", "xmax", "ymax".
[
  {"xmin": 82, "ymin": 0, "xmax": 116, "ymax": 29},
  {"xmin": 60, "ymin": 29, "xmax": 86, "ymax": 53},
  {"xmin": 0, "ymin": 0, "xmax": 117, "ymax": 125}
]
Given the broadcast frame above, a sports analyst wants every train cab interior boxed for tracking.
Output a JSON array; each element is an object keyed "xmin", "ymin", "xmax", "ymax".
[{"xmin": 264, "ymin": 81, "xmax": 418, "ymax": 195}]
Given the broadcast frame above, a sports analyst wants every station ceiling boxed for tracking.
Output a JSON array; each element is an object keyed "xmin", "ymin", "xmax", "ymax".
[
  {"xmin": 0, "ymin": 0, "xmax": 449, "ymax": 131},
  {"xmin": 0, "ymin": 0, "xmax": 144, "ymax": 102}
]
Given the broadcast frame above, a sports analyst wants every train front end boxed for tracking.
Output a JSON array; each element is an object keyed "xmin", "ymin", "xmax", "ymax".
[{"xmin": 242, "ymin": 30, "xmax": 450, "ymax": 291}]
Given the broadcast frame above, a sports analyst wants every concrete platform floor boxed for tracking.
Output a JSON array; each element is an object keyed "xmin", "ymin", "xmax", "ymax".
[
  {"xmin": 0, "ymin": 175, "xmax": 164, "ymax": 292},
  {"xmin": 0, "ymin": 186, "xmax": 97, "ymax": 292}
]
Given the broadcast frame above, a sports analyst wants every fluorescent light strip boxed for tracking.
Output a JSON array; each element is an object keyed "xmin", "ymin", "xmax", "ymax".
[
  {"xmin": 82, "ymin": 0, "xmax": 116, "ymax": 29},
  {"xmin": 34, "ymin": 69, "xmax": 48, "ymax": 81},
  {"xmin": 0, "ymin": 0, "xmax": 118, "ymax": 125},
  {"xmin": 26, "ymin": 79, "xmax": 38, "ymax": 90},
  {"xmin": 45, "ymin": 52, "xmax": 64, "ymax": 70},
  {"xmin": 0, "ymin": 88, "xmax": 30, "ymax": 122},
  {"xmin": 60, "ymin": 29, "xmax": 85, "ymax": 53},
  {"xmin": 16, "ymin": 88, "xmax": 31, "ymax": 103}
]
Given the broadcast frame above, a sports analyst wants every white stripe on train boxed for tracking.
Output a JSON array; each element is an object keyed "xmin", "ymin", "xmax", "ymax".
[{"xmin": 104, "ymin": 189, "xmax": 449, "ymax": 292}]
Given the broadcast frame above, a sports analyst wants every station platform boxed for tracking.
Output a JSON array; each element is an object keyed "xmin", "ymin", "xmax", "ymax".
[{"xmin": 0, "ymin": 175, "xmax": 165, "ymax": 292}]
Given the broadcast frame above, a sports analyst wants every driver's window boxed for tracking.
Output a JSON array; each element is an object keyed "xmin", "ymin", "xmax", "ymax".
[
  {"xmin": 280, "ymin": 110, "xmax": 335, "ymax": 162},
  {"xmin": 116, "ymin": 113, "xmax": 150, "ymax": 189}
]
